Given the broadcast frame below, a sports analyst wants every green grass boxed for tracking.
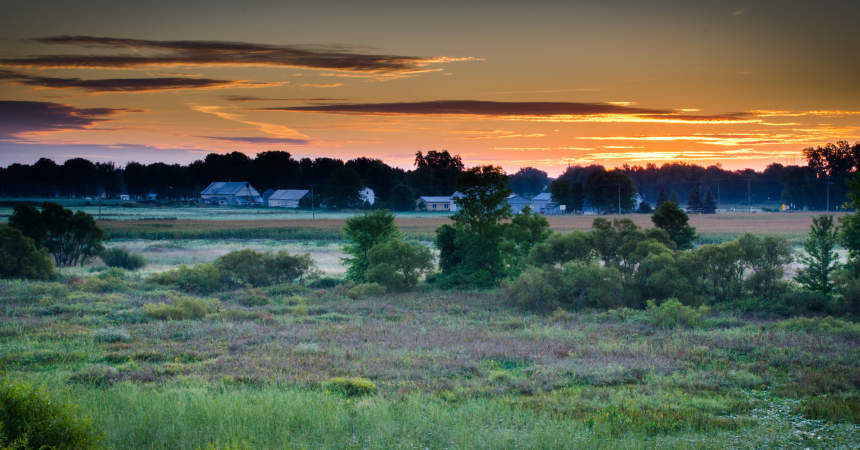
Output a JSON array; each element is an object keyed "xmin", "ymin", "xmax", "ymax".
[{"xmin": 1, "ymin": 267, "xmax": 858, "ymax": 448}]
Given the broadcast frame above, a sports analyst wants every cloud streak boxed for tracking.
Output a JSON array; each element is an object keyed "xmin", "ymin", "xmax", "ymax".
[
  {"xmin": 265, "ymin": 100, "xmax": 754, "ymax": 123},
  {"xmin": 0, "ymin": 69, "xmax": 245, "ymax": 92},
  {"xmin": 203, "ymin": 136, "xmax": 309, "ymax": 145},
  {"xmin": 0, "ymin": 36, "xmax": 478, "ymax": 75},
  {"xmin": 0, "ymin": 100, "xmax": 132, "ymax": 139}
]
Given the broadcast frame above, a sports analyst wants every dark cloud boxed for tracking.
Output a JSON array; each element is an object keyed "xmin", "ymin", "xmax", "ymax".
[
  {"xmin": 0, "ymin": 36, "xmax": 471, "ymax": 73},
  {"xmin": 266, "ymin": 100, "xmax": 752, "ymax": 122},
  {"xmin": 265, "ymin": 100, "xmax": 666, "ymax": 115},
  {"xmin": 0, "ymin": 69, "xmax": 237, "ymax": 92},
  {"xmin": 221, "ymin": 95, "xmax": 347, "ymax": 102},
  {"xmin": 0, "ymin": 100, "xmax": 131, "ymax": 139},
  {"xmin": 203, "ymin": 136, "xmax": 309, "ymax": 145}
]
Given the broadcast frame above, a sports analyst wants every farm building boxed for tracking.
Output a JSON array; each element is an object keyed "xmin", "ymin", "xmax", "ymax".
[
  {"xmin": 507, "ymin": 194, "xmax": 532, "ymax": 214},
  {"xmin": 359, "ymin": 187, "xmax": 376, "ymax": 206},
  {"xmin": 531, "ymin": 192, "xmax": 561, "ymax": 214},
  {"xmin": 267, "ymin": 189, "xmax": 309, "ymax": 208},
  {"xmin": 417, "ymin": 196, "xmax": 455, "ymax": 211},
  {"xmin": 200, "ymin": 182, "xmax": 263, "ymax": 206}
]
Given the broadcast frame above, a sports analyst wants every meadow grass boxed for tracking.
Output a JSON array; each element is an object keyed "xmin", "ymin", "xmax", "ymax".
[{"xmin": 1, "ymin": 268, "xmax": 857, "ymax": 448}]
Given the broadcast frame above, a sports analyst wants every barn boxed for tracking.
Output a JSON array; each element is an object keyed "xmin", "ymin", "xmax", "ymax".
[
  {"xmin": 267, "ymin": 189, "xmax": 309, "ymax": 208},
  {"xmin": 200, "ymin": 182, "xmax": 263, "ymax": 206}
]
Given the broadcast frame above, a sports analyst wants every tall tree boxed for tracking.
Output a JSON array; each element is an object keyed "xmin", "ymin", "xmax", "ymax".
[
  {"xmin": 508, "ymin": 167, "xmax": 549, "ymax": 197},
  {"xmin": 585, "ymin": 170, "xmax": 636, "ymax": 213},
  {"xmin": 651, "ymin": 201, "xmax": 697, "ymax": 250},
  {"xmin": 687, "ymin": 186, "xmax": 702, "ymax": 214},
  {"xmin": 795, "ymin": 215, "xmax": 840, "ymax": 295},
  {"xmin": 702, "ymin": 190, "xmax": 716, "ymax": 214}
]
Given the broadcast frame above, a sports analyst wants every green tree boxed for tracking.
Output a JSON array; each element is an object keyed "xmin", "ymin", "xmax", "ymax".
[
  {"xmin": 343, "ymin": 209, "xmax": 399, "ymax": 282},
  {"xmin": 795, "ymin": 215, "xmax": 840, "ymax": 295},
  {"xmin": 839, "ymin": 173, "xmax": 860, "ymax": 274},
  {"xmin": 702, "ymin": 190, "xmax": 717, "ymax": 214},
  {"xmin": 0, "ymin": 226, "xmax": 54, "ymax": 279},
  {"xmin": 657, "ymin": 187, "xmax": 668, "ymax": 207},
  {"xmin": 10, "ymin": 202, "xmax": 105, "ymax": 266},
  {"xmin": 365, "ymin": 239, "xmax": 433, "ymax": 291},
  {"xmin": 500, "ymin": 207, "xmax": 551, "ymax": 276},
  {"xmin": 436, "ymin": 165, "xmax": 511, "ymax": 286},
  {"xmin": 687, "ymin": 186, "xmax": 702, "ymax": 214},
  {"xmin": 323, "ymin": 166, "xmax": 363, "ymax": 209},
  {"xmin": 651, "ymin": 201, "xmax": 697, "ymax": 250},
  {"xmin": 584, "ymin": 170, "xmax": 636, "ymax": 213}
]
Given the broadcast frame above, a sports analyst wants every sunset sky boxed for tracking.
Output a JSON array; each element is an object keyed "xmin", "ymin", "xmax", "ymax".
[{"xmin": 1, "ymin": 0, "xmax": 858, "ymax": 175}]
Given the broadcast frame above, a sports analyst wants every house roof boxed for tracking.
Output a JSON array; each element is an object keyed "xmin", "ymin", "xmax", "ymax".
[
  {"xmin": 533, "ymin": 192, "xmax": 552, "ymax": 201},
  {"xmin": 419, "ymin": 196, "xmax": 452, "ymax": 203},
  {"xmin": 507, "ymin": 194, "xmax": 531, "ymax": 204},
  {"xmin": 268, "ymin": 189, "xmax": 309, "ymax": 201},
  {"xmin": 201, "ymin": 181, "xmax": 253, "ymax": 195}
]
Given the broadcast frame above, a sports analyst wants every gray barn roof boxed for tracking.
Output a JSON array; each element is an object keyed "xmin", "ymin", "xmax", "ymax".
[
  {"xmin": 268, "ymin": 189, "xmax": 309, "ymax": 201},
  {"xmin": 201, "ymin": 181, "xmax": 253, "ymax": 195}
]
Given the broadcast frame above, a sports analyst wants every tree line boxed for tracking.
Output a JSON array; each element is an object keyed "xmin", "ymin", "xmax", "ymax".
[{"xmin": 1, "ymin": 141, "xmax": 857, "ymax": 211}]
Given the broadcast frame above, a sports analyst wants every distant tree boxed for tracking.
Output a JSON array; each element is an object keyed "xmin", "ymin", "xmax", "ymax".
[
  {"xmin": 702, "ymin": 190, "xmax": 716, "ymax": 214},
  {"xmin": 549, "ymin": 178, "xmax": 571, "ymax": 211},
  {"xmin": 365, "ymin": 239, "xmax": 433, "ymax": 291},
  {"xmin": 637, "ymin": 201, "xmax": 653, "ymax": 214},
  {"xmin": 570, "ymin": 182, "xmax": 585, "ymax": 212},
  {"xmin": 501, "ymin": 207, "xmax": 551, "ymax": 276},
  {"xmin": 651, "ymin": 201, "xmax": 697, "ymax": 250},
  {"xmin": 10, "ymin": 202, "xmax": 106, "ymax": 266},
  {"xmin": 670, "ymin": 191, "xmax": 679, "ymax": 204},
  {"xmin": 323, "ymin": 166, "xmax": 363, "ymax": 209},
  {"xmin": 687, "ymin": 186, "xmax": 702, "ymax": 214},
  {"xmin": 657, "ymin": 187, "xmax": 668, "ymax": 207},
  {"xmin": 803, "ymin": 141, "xmax": 859, "ymax": 210},
  {"xmin": 390, "ymin": 184, "xmax": 416, "ymax": 211},
  {"xmin": 838, "ymin": 173, "xmax": 860, "ymax": 274},
  {"xmin": 343, "ymin": 210, "xmax": 399, "ymax": 282},
  {"xmin": 584, "ymin": 170, "xmax": 636, "ymax": 213},
  {"xmin": 408, "ymin": 150, "xmax": 464, "ymax": 195},
  {"xmin": 795, "ymin": 215, "xmax": 840, "ymax": 295},
  {"xmin": 509, "ymin": 167, "xmax": 549, "ymax": 197}
]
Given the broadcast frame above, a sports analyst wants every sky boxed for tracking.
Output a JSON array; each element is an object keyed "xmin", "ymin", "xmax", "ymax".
[{"xmin": 1, "ymin": 0, "xmax": 858, "ymax": 176}]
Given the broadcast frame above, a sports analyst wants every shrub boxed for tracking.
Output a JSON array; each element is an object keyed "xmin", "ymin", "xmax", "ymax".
[
  {"xmin": 505, "ymin": 261, "xmax": 624, "ymax": 310},
  {"xmin": 0, "ymin": 380, "xmax": 101, "ymax": 449},
  {"xmin": 651, "ymin": 201, "xmax": 697, "ymax": 250},
  {"xmin": 68, "ymin": 364, "xmax": 119, "ymax": 387},
  {"xmin": 101, "ymin": 247, "xmax": 146, "ymax": 270},
  {"xmin": 343, "ymin": 210, "xmax": 399, "ymax": 282},
  {"xmin": 308, "ymin": 277, "xmax": 344, "ymax": 288},
  {"xmin": 215, "ymin": 249, "xmax": 313, "ymax": 288},
  {"xmin": 324, "ymin": 377, "xmax": 377, "ymax": 397},
  {"xmin": 644, "ymin": 298, "xmax": 709, "ymax": 329},
  {"xmin": 528, "ymin": 231, "xmax": 593, "ymax": 266},
  {"xmin": 143, "ymin": 295, "xmax": 218, "ymax": 320},
  {"xmin": 10, "ymin": 202, "xmax": 106, "ymax": 267},
  {"xmin": 800, "ymin": 393, "xmax": 860, "ymax": 424},
  {"xmin": 346, "ymin": 282, "xmax": 387, "ymax": 299},
  {"xmin": 365, "ymin": 239, "xmax": 433, "ymax": 291},
  {"xmin": 0, "ymin": 226, "xmax": 54, "ymax": 280},
  {"xmin": 93, "ymin": 327, "xmax": 132, "ymax": 343},
  {"xmin": 235, "ymin": 289, "xmax": 269, "ymax": 307}
]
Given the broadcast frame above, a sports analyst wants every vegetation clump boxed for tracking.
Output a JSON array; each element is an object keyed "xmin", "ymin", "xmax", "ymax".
[
  {"xmin": 0, "ymin": 380, "xmax": 102, "ymax": 449},
  {"xmin": 9, "ymin": 202, "xmax": 106, "ymax": 266},
  {"xmin": 0, "ymin": 226, "xmax": 54, "ymax": 280},
  {"xmin": 644, "ymin": 298, "xmax": 709, "ymax": 329},
  {"xmin": 101, "ymin": 247, "xmax": 146, "ymax": 271},
  {"xmin": 143, "ymin": 294, "xmax": 219, "ymax": 320},
  {"xmin": 324, "ymin": 377, "xmax": 377, "ymax": 397}
]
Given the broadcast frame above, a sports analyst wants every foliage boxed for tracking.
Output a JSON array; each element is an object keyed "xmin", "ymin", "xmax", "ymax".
[
  {"xmin": 505, "ymin": 261, "xmax": 625, "ymax": 310},
  {"xmin": 644, "ymin": 298, "xmax": 709, "ymax": 329},
  {"xmin": 529, "ymin": 231, "xmax": 593, "ymax": 266},
  {"xmin": 150, "ymin": 263, "xmax": 222, "ymax": 294},
  {"xmin": 687, "ymin": 185, "xmax": 702, "ymax": 214},
  {"xmin": 500, "ymin": 208, "xmax": 551, "ymax": 276},
  {"xmin": 584, "ymin": 170, "xmax": 636, "ymax": 213},
  {"xmin": 0, "ymin": 380, "xmax": 101, "ymax": 449},
  {"xmin": 795, "ymin": 215, "xmax": 840, "ymax": 294},
  {"xmin": 651, "ymin": 201, "xmax": 697, "ymax": 250},
  {"xmin": 323, "ymin": 377, "xmax": 378, "ymax": 397},
  {"xmin": 702, "ymin": 190, "xmax": 717, "ymax": 214},
  {"xmin": 508, "ymin": 167, "xmax": 549, "ymax": 197},
  {"xmin": 365, "ymin": 239, "xmax": 433, "ymax": 291},
  {"xmin": 737, "ymin": 233, "xmax": 793, "ymax": 301},
  {"xmin": 9, "ymin": 202, "xmax": 106, "ymax": 266},
  {"xmin": 345, "ymin": 282, "xmax": 387, "ymax": 299},
  {"xmin": 214, "ymin": 249, "xmax": 312, "ymax": 288},
  {"xmin": 143, "ymin": 295, "xmax": 219, "ymax": 320},
  {"xmin": 0, "ymin": 226, "xmax": 54, "ymax": 280},
  {"xmin": 343, "ymin": 209, "xmax": 399, "ymax": 282},
  {"xmin": 636, "ymin": 201, "xmax": 653, "ymax": 214},
  {"xmin": 436, "ymin": 166, "xmax": 511, "ymax": 286},
  {"xmin": 100, "ymin": 247, "xmax": 146, "ymax": 271},
  {"xmin": 322, "ymin": 166, "xmax": 363, "ymax": 209},
  {"xmin": 93, "ymin": 327, "xmax": 132, "ymax": 343}
]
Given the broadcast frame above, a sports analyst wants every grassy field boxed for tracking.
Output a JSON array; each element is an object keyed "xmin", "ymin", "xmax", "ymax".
[{"xmin": 1, "ymin": 272, "xmax": 857, "ymax": 448}]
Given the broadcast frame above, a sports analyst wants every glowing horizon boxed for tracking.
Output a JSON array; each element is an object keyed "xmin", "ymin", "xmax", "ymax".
[{"xmin": 1, "ymin": 1, "xmax": 858, "ymax": 176}]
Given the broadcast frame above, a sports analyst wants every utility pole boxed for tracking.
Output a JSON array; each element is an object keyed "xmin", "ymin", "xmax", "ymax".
[
  {"xmin": 617, "ymin": 184, "xmax": 622, "ymax": 214},
  {"xmin": 746, "ymin": 177, "xmax": 752, "ymax": 213},
  {"xmin": 310, "ymin": 184, "xmax": 316, "ymax": 220}
]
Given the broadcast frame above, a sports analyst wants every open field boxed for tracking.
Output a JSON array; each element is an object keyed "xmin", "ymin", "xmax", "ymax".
[{"xmin": 1, "ymin": 273, "xmax": 858, "ymax": 448}]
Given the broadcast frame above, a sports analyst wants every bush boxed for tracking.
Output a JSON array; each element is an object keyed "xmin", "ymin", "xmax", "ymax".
[
  {"xmin": 143, "ymin": 294, "xmax": 218, "ymax": 320},
  {"xmin": 505, "ymin": 261, "xmax": 625, "ymax": 310},
  {"xmin": 68, "ymin": 364, "xmax": 119, "ymax": 387},
  {"xmin": 644, "ymin": 298, "xmax": 709, "ymax": 329},
  {"xmin": 324, "ymin": 377, "xmax": 377, "ymax": 397},
  {"xmin": 346, "ymin": 282, "xmax": 387, "ymax": 299},
  {"xmin": 343, "ymin": 210, "xmax": 399, "ymax": 282},
  {"xmin": 528, "ymin": 231, "xmax": 593, "ymax": 266},
  {"xmin": 365, "ymin": 239, "xmax": 433, "ymax": 291},
  {"xmin": 101, "ymin": 247, "xmax": 146, "ymax": 270},
  {"xmin": 0, "ymin": 226, "xmax": 54, "ymax": 280},
  {"xmin": 0, "ymin": 380, "xmax": 101, "ymax": 449},
  {"xmin": 150, "ymin": 263, "xmax": 222, "ymax": 294}
]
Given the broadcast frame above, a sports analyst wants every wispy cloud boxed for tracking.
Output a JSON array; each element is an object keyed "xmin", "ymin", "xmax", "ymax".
[
  {"xmin": 0, "ymin": 100, "xmax": 134, "ymax": 139},
  {"xmin": 300, "ymin": 83, "xmax": 343, "ymax": 88},
  {"xmin": 266, "ymin": 100, "xmax": 755, "ymax": 124},
  {"xmin": 732, "ymin": 8, "xmax": 748, "ymax": 17},
  {"xmin": 0, "ymin": 36, "xmax": 479, "ymax": 76},
  {"xmin": 191, "ymin": 105, "xmax": 308, "ymax": 140},
  {"xmin": 202, "ymin": 136, "xmax": 309, "ymax": 145},
  {"xmin": 0, "ymin": 69, "xmax": 262, "ymax": 93},
  {"xmin": 221, "ymin": 95, "xmax": 348, "ymax": 103}
]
